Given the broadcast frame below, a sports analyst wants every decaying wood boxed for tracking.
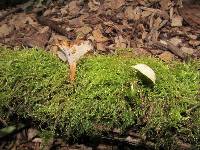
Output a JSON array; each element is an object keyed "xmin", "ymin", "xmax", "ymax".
[
  {"xmin": 152, "ymin": 41, "xmax": 186, "ymax": 59},
  {"xmin": 37, "ymin": 16, "xmax": 76, "ymax": 40}
]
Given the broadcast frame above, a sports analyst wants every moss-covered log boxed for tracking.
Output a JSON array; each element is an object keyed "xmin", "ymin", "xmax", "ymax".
[{"xmin": 0, "ymin": 49, "xmax": 199, "ymax": 148}]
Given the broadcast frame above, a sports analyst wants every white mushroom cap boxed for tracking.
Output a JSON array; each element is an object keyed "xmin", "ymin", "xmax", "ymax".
[{"xmin": 132, "ymin": 64, "xmax": 156, "ymax": 84}]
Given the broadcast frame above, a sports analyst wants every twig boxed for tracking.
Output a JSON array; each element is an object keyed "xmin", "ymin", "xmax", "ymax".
[{"xmin": 186, "ymin": 104, "xmax": 200, "ymax": 114}]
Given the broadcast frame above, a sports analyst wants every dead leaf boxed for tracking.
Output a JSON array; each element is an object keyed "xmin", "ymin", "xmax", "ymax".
[
  {"xmin": 169, "ymin": 37, "xmax": 182, "ymax": 46},
  {"xmin": 153, "ymin": 17, "xmax": 162, "ymax": 29},
  {"xmin": 104, "ymin": 0, "xmax": 125, "ymax": 10},
  {"xmin": 142, "ymin": 31, "xmax": 148, "ymax": 39},
  {"xmin": 141, "ymin": 10, "xmax": 152, "ymax": 18},
  {"xmin": 32, "ymin": 138, "xmax": 42, "ymax": 143},
  {"xmin": 57, "ymin": 51, "xmax": 68, "ymax": 62},
  {"xmin": 159, "ymin": 51, "xmax": 174, "ymax": 62},
  {"xmin": 9, "ymin": 13, "xmax": 37, "ymax": 30},
  {"xmin": 187, "ymin": 34, "xmax": 197, "ymax": 40},
  {"xmin": 124, "ymin": 6, "xmax": 141, "ymax": 21},
  {"xmin": 43, "ymin": 9, "xmax": 52, "ymax": 17},
  {"xmin": 114, "ymin": 35, "xmax": 127, "ymax": 48},
  {"xmin": 160, "ymin": 0, "xmax": 171, "ymax": 10},
  {"xmin": 189, "ymin": 40, "xmax": 200, "ymax": 47},
  {"xmin": 133, "ymin": 48, "xmax": 151, "ymax": 56},
  {"xmin": 27, "ymin": 128, "xmax": 38, "ymax": 141},
  {"xmin": 141, "ymin": 7, "xmax": 169, "ymax": 20},
  {"xmin": 22, "ymin": 27, "xmax": 51, "ymax": 48},
  {"xmin": 88, "ymin": 0, "xmax": 100, "ymax": 12},
  {"xmin": 92, "ymin": 28, "xmax": 108, "ymax": 42},
  {"xmin": 68, "ymin": 16, "xmax": 85, "ymax": 27},
  {"xmin": 125, "ymin": 136, "xmax": 141, "ymax": 144},
  {"xmin": 60, "ymin": 7, "xmax": 68, "ymax": 16},
  {"xmin": 96, "ymin": 42, "xmax": 106, "ymax": 51},
  {"xmin": 68, "ymin": 1, "xmax": 80, "ymax": 16},
  {"xmin": 76, "ymin": 25, "xmax": 92, "ymax": 38},
  {"xmin": 181, "ymin": 47, "xmax": 194, "ymax": 55},
  {"xmin": 0, "ymin": 24, "xmax": 13, "ymax": 37}
]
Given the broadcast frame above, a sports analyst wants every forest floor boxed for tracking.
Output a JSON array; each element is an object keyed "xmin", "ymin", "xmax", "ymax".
[{"xmin": 0, "ymin": 0, "xmax": 200, "ymax": 149}]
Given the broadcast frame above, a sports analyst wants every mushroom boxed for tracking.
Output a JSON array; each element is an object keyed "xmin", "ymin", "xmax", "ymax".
[{"xmin": 132, "ymin": 64, "xmax": 156, "ymax": 84}]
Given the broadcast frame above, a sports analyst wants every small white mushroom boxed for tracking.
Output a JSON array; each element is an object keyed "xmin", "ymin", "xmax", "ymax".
[{"xmin": 132, "ymin": 64, "xmax": 156, "ymax": 84}]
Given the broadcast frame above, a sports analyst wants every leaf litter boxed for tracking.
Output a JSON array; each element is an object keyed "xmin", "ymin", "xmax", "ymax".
[{"xmin": 0, "ymin": 0, "xmax": 199, "ymax": 61}]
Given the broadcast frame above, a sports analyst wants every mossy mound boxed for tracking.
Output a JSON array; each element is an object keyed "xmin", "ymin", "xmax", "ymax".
[{"xmin": 0, "ymin": 49, "xmax": 199, "ymax": 148}]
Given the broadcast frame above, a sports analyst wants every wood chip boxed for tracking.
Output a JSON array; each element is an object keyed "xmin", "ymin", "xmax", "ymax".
[{"xmin": 171, "ymin": 15, "xmax": 183, "ymax": 27}]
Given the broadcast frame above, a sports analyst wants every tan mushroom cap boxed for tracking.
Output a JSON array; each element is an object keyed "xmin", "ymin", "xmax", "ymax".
[{"xmin": 132, "ymin": 64, "xmax": 156, "ymax": 84}]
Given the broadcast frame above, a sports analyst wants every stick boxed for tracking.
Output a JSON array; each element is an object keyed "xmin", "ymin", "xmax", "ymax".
[{"xmin": 186, "ymin": 104, "xmax": 200, "ymax": 114}]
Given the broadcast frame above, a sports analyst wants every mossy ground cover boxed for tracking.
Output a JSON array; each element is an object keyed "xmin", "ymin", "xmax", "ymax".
[{"xmin": 0, "ymin": 48, "xmax": 199, "ymax": 148}]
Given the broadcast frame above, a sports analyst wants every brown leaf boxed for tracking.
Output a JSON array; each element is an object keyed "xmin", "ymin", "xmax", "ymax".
[
  {"xmin": 76, "ymin": 25, "xmax": 92, "ymax": 38},
  {"xmin": 68, "ymin": 1, "xmax": 81, "ymax": 16},
  {"xmin": 141, "ymin": 10, "xmax": 152, "ymax": 18},
  {"xmin": 114, "ymin": 35, "xmax": 127, "ymax": 49},
  {"xmin": 181, "ymin": 47, "xmax": 195, "ymax": 55},
  {"xmin": 96, "ymin": 42, "xmax": 106, "ymax": 51},
  {"xmin": 189, "ymin": 40, "xmax": 200, "ymax": 47},
  {"xmin": 159, "ymin": 51, "xmax": 174, "ymax": 62},
  {"xmin": 0, "ymin": 24, "xmax": 13, "ymax": 37},
  {"xmin": 169, "ymin": 37, "xmax": 182, "ymax": 46},
  {"xmin": 88, "ymin": 0, "xmax": 100, "ymax": 12},
  {"xmin": 22, "ymin": 27, "xmax": 51, "ymax": 48},
  {"xmin": 153, "ymin": 17, "xmax": 162, "ymax": 29},
  {"xmin": 9, "ymin": 13, "xmax": 37, "ymax": 30},
  {"xmin": 92, "ymin": 28, "xmax": 108, "ymax": 42},
  {"xmin": 104, "ymin": 0, "xmax": 125, "ymax": 10},
  {"xmin": 159, "ymin": 0, "xmax": 171, "ymax": 10},
  {"xmin": 124, "ymin": 6, "xmax": 141, "ymax": 21}
]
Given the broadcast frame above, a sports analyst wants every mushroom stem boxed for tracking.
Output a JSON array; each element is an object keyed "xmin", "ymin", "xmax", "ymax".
[{"xmin": 69, "ymin": 62, "xmax": 76, "ymax": 82}]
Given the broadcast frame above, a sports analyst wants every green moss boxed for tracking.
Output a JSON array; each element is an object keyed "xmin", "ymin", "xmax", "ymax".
[{"xmin": 0, "ymin": 48, "xmax": 199, "ymax": 148}]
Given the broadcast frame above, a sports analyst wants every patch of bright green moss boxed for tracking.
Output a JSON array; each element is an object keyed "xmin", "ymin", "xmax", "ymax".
[{"xmin": 0, "ymin": 49, "xmax": 199, "ymax": 148}]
